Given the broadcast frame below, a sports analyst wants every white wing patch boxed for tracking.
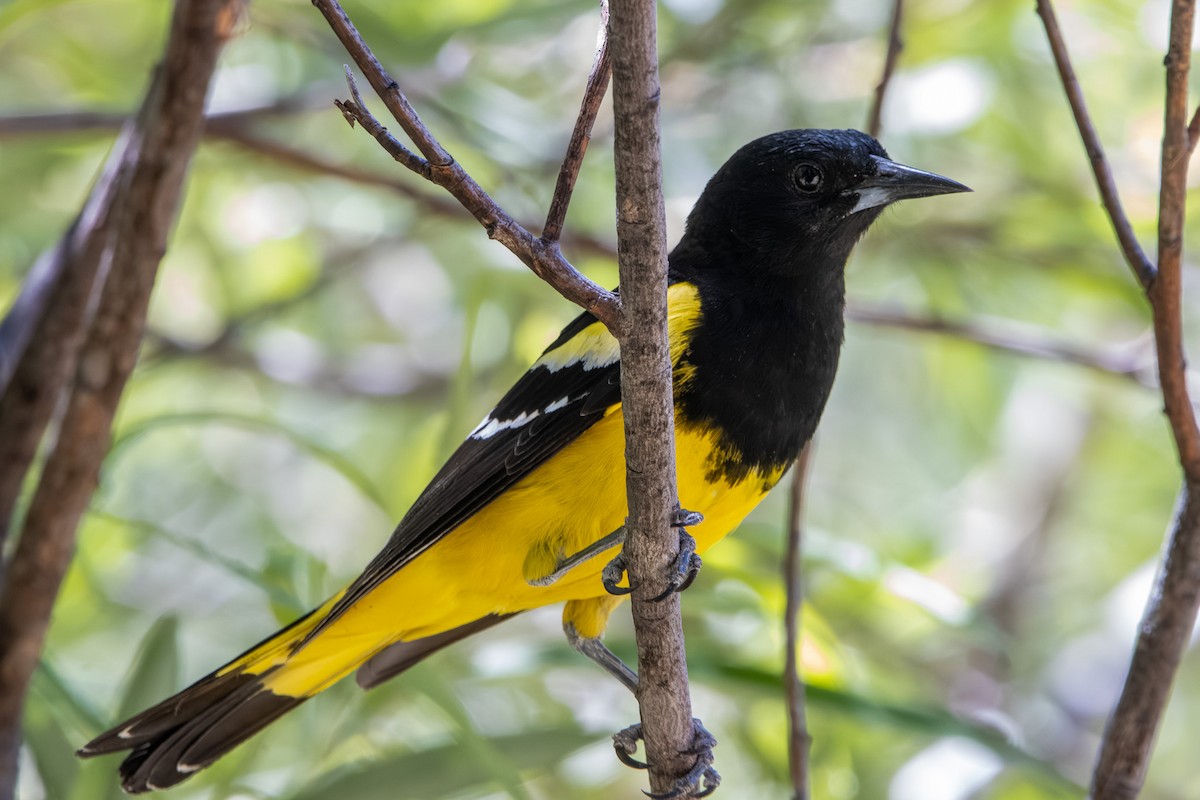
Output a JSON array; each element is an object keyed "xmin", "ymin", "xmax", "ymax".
[
  {"xmin": 471, "ymin": 411, "xmax": 540, "ymax": 440},
  {"xmin": 469, "ymin": 395, "xmax": 576, "ymax": 440},
  {"xmin": 544, "ymin": 395, "xmax": 571, "ymax": 413}
]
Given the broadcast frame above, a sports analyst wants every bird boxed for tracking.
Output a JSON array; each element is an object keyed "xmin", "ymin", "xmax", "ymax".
[{"xmin": 77, "ymin": 128, "xmax": 968, "ymax": 794}]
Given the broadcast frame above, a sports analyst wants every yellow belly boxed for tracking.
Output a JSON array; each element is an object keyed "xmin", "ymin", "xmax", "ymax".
[{"xmin": 328, "ymin": 406, "xmax": 781, "ymax": 645}]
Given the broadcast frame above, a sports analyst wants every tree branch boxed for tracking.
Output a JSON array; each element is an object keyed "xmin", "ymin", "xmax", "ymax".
[
  {"xmin": 543, "ymin": 0, "xmax": 612, "ymax": 243},
  {"xmin": 608, "ymin": 0, "xmax": 703, "ymax": 795},
  {"xmin": 846, "ymin": 304, "xmax": 1155, "ymax": 386},
  {"xmin": 864, "ymin": 0, "xmax": 904, "ymax": 140},
  {"xmin": 1035, "ymin": 0, "xmax": 1157, "ymax": 289},
  {"xmin": 1090, "ymin": 0, "xmax": 1200, "ymax": 796},
  {"xmin": 310, "ymin": 0, "xmax": 622, "ymax": 332},
  {"xmin": 0, "ymin": 2, "xmax": 241, "ymax": 796},
  {"xmin": 784, "ymin": 443, "xmax": 814, "ymax": 800},
  {"xmin": 0, "ymin": 126, "xmax": 136, "ymax": 550},
  {"xmin": 1147, "ymin": 0, "xmax": 1200, "ymax": 480}
]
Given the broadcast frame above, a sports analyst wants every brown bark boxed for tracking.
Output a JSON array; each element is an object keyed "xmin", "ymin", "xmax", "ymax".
[
  {"xmin": 608, "ymin": 0, "xmax": 701, "ymax": 795},
  {"xmin": 783, "ymin": 445, "xmax": 813, "ymax": 800},
  {"xmin": 0, "ymin": 2, "xmax": 241, "ymax": 797},
  {"xmin": 1036, "ymin": 0, "xmax": 1200, "ymax": 796}
]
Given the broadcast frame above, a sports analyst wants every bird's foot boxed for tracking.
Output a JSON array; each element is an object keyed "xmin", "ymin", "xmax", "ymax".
[
  {"xmin": 612, "ymin": 719, "xmax": 721, "ymax": 799},
  {"xmin": 601, "ymin": 509, "xmax": 704, "ymax": 599}
]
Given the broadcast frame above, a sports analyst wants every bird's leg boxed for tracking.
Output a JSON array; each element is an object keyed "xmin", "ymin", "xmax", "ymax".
[
  {"xmin": 526, "ymin": 526, "xmax": 626, "ymax": 587},
  {"xmin": 564, "ymin": 622, "xmax": 721, "ymax": 799},
  {"xmin": 564, "ymin": 622, "xmax": 638, "ymax": 693},
  {"xmin": 602, "ymin": 508, "xmax": 704, "ymax": 599}
]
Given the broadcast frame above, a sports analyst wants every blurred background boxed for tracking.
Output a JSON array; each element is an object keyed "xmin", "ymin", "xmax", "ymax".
[{"xmin": 2, "ymin": 0, "xmax": 1196, "ymax": 797}]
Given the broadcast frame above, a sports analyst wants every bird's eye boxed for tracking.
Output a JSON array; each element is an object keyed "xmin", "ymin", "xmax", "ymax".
[{"xmin": 792, "ymin": 163, "xmax": 824, "ymax": 193}]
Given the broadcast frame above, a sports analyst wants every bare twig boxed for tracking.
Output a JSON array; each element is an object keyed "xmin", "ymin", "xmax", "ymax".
[
  {"xmin": 0, "ymin": 108, "xmax": 619, "ymax": 260},
  {"xmin": 608, "ymin": 0, "xmax": 703, "ymax": 794},
  {"xmin": 1035, "ymin": 0, "xmax": 1157, "ymax": 288},
  {"xmin": 543, "ymin": 0, "xmax": 612, "ymax": 243},
  {"xmin": 865, "ymin": 0, "xmax": 904, "ymax": 139},
  {"xmin": 311, "ymin": 0, "xmax": 622, "ymax": 331},
  {"xmin": 846, "ymin": 304, "xmax": 1154, "ymax": 386},
  {"xmin": 0, "ymin": 2, "xmax": 241, "ymax": 796},
  {"xmin": 1090, "ymin": 0, "xmax": 1200, "ymax": 796},
  {"xmin": 784, "ymin": 443, "xmax": 814, "ymax": 800}
]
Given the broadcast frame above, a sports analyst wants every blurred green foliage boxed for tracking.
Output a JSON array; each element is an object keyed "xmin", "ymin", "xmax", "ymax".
[{"xmin": 2, "ymin": 0, "xmax": 1198, "ymax": 797}]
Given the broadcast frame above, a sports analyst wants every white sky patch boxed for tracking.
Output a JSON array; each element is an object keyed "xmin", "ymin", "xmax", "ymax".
[
  {"xmin": 890, "ymin": 738, "xmax": 1003, "ymax": 800},
  {"xmin": 883, "ymin": 566, "xmax": 970, "ymax": 625},
  {"xmin": 886, "ymin": 59, "xmax": 993, "ymax": 135},
  {"xmin": 471, "ymin": 410, "xmax": 540, "ymax": 439}
]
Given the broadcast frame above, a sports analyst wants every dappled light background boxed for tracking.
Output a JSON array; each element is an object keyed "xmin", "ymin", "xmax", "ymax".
[{"xmin": 2, "ymin": 0, "xmax": 1197, "ymax": 797}]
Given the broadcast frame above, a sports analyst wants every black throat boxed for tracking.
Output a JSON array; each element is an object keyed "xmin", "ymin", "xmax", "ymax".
[{"xmin": 669, "ymin": 236, "xmax": 848, "ymax": 487}]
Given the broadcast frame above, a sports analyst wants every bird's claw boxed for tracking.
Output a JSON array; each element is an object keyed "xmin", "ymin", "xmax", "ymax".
[
  {"xmin": 612, "ymin": 720, "xmax": 721, "ymax": 799},
  {"xmin": 651, "ymin": 528, "xmax": 702, "ymax": 601},
  {"xmin": 602, "ymin": 509, "xmax": 704, "ymax": 599},
  {"xmin": 602, "ymin": 552, "xmax": 634, "ymax": 595}
]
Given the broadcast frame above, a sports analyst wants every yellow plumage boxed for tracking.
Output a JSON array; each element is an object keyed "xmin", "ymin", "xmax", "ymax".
[{"xmin": 223, "ymin": 281, "xmax": 779, "ymax": 697}]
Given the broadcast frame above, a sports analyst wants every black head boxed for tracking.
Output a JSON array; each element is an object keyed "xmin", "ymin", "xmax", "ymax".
[{"xmin": 678, "ymin": 129, "xmax": 969, "ymax": 277}]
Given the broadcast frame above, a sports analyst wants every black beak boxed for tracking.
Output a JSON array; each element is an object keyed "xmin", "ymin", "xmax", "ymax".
[{"xmin": 848, "ymin": 155, "xmax": 971, "ymax": 215}]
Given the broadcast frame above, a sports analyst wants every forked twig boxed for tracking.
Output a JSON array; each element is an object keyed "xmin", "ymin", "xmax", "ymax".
[{"xmin": 1035, "ymin": 0, "xmax": 1200, "ymax": 797}]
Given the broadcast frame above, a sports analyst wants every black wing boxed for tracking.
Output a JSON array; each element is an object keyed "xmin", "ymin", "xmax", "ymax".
[{"xmin": 305, "ymin": 310, "xmax": 622, "ymax": 640}]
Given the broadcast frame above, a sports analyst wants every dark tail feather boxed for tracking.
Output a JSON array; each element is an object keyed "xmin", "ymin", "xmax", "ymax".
[
  {"xmin": 355, "ymin": 613, "xmax": 518, "ymax": 690},
  {"xmin": 79, "ymin": 667, "xmax": 303, "ymax": 794}
]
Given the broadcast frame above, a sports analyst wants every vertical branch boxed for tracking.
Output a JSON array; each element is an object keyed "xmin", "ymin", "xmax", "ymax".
[
  {"xmin": 1090, "ymin": 1, "xmax": 1200, "ymax": 797},
  {"xmin": 1148, "ymin": 0, "xmax": 1200, "ymax": 479},
  {"xmin": 609, "ymin": 0, "xmax": 699, "ymax": 795},
  {"xmin": 864, "ymin": 0, "xmax": 904, "ymax": 140},
  {"xmin": 0, "ymin": 2, "xmax": 241, "ymax": 796},
  {"xmin": 783, "ymin": 443, "xmax": 813, "ymax": 800}
]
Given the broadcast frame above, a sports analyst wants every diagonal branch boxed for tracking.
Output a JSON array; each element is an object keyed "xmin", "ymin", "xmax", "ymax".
[
  {"xmin": 0, "ymin": 2, "xmax": 242, "ymax": 796},
  {"xmin": 543, "ymin": 0, "xmax": 612, "ymax": 243},
  {"xmin": 311, "ymin": 0, "xmax": 622, "ymax": 332},
  {"xmin": 865, "ymin": 0, "xmax": 904, "ymax": 140},
  {"xmin": 1035, "ymin": 0, "xmax": 1157, "ymax": 289}
]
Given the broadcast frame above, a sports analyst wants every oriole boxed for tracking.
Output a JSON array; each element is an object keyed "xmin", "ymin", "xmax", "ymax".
[{"xmin": 78, "ymin": 128, "xmax": 967, "ymax": 793}]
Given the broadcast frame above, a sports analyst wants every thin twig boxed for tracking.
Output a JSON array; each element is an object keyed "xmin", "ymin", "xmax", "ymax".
[
  {"xmin": 311, "ymin": 0, "xmax": 622, "ymax": 332},
  {"xmin": 0, "ymin": 108, "xmax": 619, "ymax": 259},
  {"xmin": 1090, "ymin": 0, "xmax": 1200, "ymax": 796},
  {"xmin": 1187, "ymin": 104, "xmax": 1200, "ymax": 155},
  {"xmin": 1035, "ymin": 0, "xmax": 1157, "ymax": 289},
  {"xmin": 784, "ymin": 443, "xmax": 814, "ymax": 800},
  {"xmin": 846, "ymin": 304, "xmax": 1155, "ymax": 386},
  {"xmin": 865, "ymin": 0, "xmax": 904, "ymax": 139},
  {"xmin": 543, "ymin": 0, "xmax": 612, "ymax": 243}
]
